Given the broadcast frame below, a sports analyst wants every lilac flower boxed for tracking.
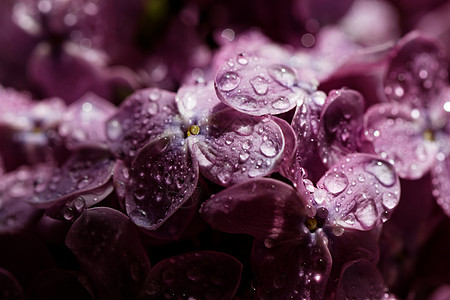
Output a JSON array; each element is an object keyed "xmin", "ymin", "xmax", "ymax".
[
  {"xmin": 200, "ymin": 153, "xmax": 400, "ymax": 298},
  {"xmin": 363, "ymin": 32, "xmax": 450, "ymax": 216},
  {"xmin": 106, "ymin": 82, "xmax": 295, "ymax": 230}
]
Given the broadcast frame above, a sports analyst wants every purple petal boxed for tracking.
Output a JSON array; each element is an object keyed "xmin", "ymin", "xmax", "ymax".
[
  {"xmin": 59, "ymin": 93, "xmax": 116, "ymax": 150},
  {"xmin": 141, "ymin": 251, "xmax": 242, "ymax": 300},
  {"xmin": 125, "ymin": 135, "xmax": 199, "ymax": 230},
  {"xmin": 384, "ymin": 31, "xmax": 447, "ymax": 106},
  {"xmin": 0, "ymin": 86, "xmax": 34, "ymax": 129},
  {"xmin": 273, "ymin": 116, "xmax": 298, "ymax": 178},
  {"xmin": 106, "ymin": 88, "xmax": 179, "ymax": 163},
  {"xmin": 0, "ymin": 164, "xmax": 52, "ymax": 234},
  {"xmin": 336, "ymin": 259, "xmax": 386, "ymax": 300},
  {"xmin": 200, "ymin": 178, "xmax": 314, "ymax": 243},
  {"xmin": 28, "ymin": 269, "xmax": 92, "ymax": 300},
  {"xmin": 176, "ymin": 81, "xmax": 226, "ymax": 121},
  {"xmin": 0, "ymin": 268, "xmax": 24, "ymax": 300},
  {"xmin": 431, "ymin": 134, "xmax": 450, "ymax": 217},
  {"xmin": 364, "ymin": 102, "xmax": 437, "ymax": 179},
  {"xmin": 28, "ymin": 148, "xmax": 115, "ymax": 210},
  {"xmin": 65, "ymin": 207, "xmax": 151, "ymax": 300},
  {"xmin": 190, "ymin": 109, "xmax": 288, "ymax": 186},
  {"xmin": 251, "ymin": 236, "xmax": 331, "ymax": 299},
  {"xmin": 215, "ymin": 53, "xmax": 303, "ymax": 115},
  {"xmin": 317, "ymin": 153, "xmax": 401, "ymax": 231},
  {"xmin": 429, "ymin": 285, "xmax": 450, "ymax": 300},
  {"xmin": 318, "ymin": 88, "xmax": 365, "ymax": 167},
  {"xmin": 112, "ymin": 160, "xmax": 129, "ymax": 202}
]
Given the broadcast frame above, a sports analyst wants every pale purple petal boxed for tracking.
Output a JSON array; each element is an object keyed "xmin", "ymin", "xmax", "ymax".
[
  {"xmin": 0, "ymin": 268, "xmax": 24, "ymax": 300},
  {"xmin": 59, "ymin": 93, "xmax": 116, "ymax": 150},
  {"xmin": 0, "ymin": 164, "xmax": 52, "ymax": 234},
  {"xmin": 336, "ymin": 259, "xmax": 386, "ymax": 300},
  {"xmin": 384, "ymin": 31, "xmax": 447, "ymax": 106},
  {"xmin": 430, "ymin": 134, "xmax": 450, "ymax": 217},
  {"xmin": 28, "ymin": 148, "xmax": 115, "ymax": 209},
  {"xmin": 318, "ymin": 88, "xmax": 365, "ymax": 167},
  {"xmin": 215, "ymin": 53, "xmax": 304, "ymax": 115},
  {"xmin": 0, "ymin": 86, "xmax": 34, "ymax": 129},
  {"xmin": 176, "ymin": 81, "xmax": 225, "ymax": 122},
  {"xmin": 251, "ymin": 236, "xmax": 331, "ymax": 299},
  {"xmin": 190, "ymin": 109, "xmax": 288, "ymax": 186},
  {"xmin": 364, "ymin": 102, "xmax": 437, "ymax": 179},
  {"xmin": 141, "ymin": 251, "xmax": 242, "ymax": 300},
  {"xmin": 125, "ymin": 135, "xmax": 199, "ymax": 230},
  {"xmin": 106, "ymin": 88, "xmax": 179, "ymax": 163},
  {"xmin": 200, "ymin": 178, "xmax": 314, "ymax": 243},
  {"xmin": 66, "ymin": 207, "xmax": 151, "ymax": 300},
  {"xmin": 317, "ymin": 153, "xmax": 401, "ymax": 231}
]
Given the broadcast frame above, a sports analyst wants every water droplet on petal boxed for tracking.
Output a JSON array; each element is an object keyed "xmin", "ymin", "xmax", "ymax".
[
  {"xmin": 260, "ymin": 138, "xmax": 278, "ymax": 157},
  {"xmin": 382, "ymin": 192, "xmax": 397, "ymax": 209},
  {"xmin": 106, "ymin": 119, "xmax": 122, "ymax": 140},
  {"xmin": 64, "ymin": 207, "xmax": 75, "ymax": 221},
  {"xmin": 74, "ymin": 197, "xmax": 86, "ymax": 211},
  {"xmin": 323, "ymin": 172, "xmax": 348, "ymax": 195},
  {"xmin": 268, "ymin": 65, "xmax": 296, "ymax": 87},
  {"xmin": 242, "ymin": 139, "xmax": 252, "ymax": 150},
  {"xmin": 250, "ymin": 76, "xmax": 269, "ymax": 95},
  {"xmin": 239, "ymin": 151, "xmax": 250, "ymax": 163},
  {"xmin": 237, "ymin": 53, "xmax": 248, "ymax": 65},
  {"xmin": 149, "ymin": 90, "xmax": 161, "ymax": 101},
  {"xmin": 77, "ymin": 177, "xmax": 90, "ymax": 189},
  {"xmin": 217, "ymin": 169, "xmax": 232, "ymax": 185},
  {"xmin": 271, "ymin": 96, "xmax": 291, "ymax": 110},
  {"xmin": 217, "ymin": 71, "xmax": 241, "ymax": 91},
  {"xmin": 147, "ymin": 103, "xmax": 158, "ymax": 115},
  {"xmin": 364, "ymin": 160, "xmax": 396, "ymax": 187},
  {"xmin": 264, "ymin": 238, "xmax": 275, "ymax": 248}
]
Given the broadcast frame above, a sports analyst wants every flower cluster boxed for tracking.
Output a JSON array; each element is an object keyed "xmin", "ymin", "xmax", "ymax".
[{"xmin": 0, "ymin": 0, "xmax": 449, "ymax": 299}]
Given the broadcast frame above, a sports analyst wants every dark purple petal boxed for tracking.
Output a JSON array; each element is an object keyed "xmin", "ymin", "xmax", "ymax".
[
  {"xmin": 336, "ymin": 259, "xmax": 386, "ymax": 300},
  {"xmin": 65, "ymin": 207, "xmax": 151, "ymax": 300},
  {"xmin": 384, "ymin": 31, "xmax": 447, "ymax": 106},
  {"xmin": 364, "ymin": 102, "xmax": 437, "ymax": 179},
  {"xmin": 28, "ymin": 148, "xmax": 115, "ymax": 210},
  {"xmin": 112, "ymin": 160, "xmax": 129, "ymax": 202},
  {"xmin": 251, "ymin": 236, "xmax": 331, "ymax": 299},
  {"xmin": 125, "ymin": 135, "xmax": 199, "ymax": 230},
  {"xmin": 200, "ymin": 178, "xmax": 313, "ymax": 243},
  {"xmin": 0, "ymin": 268, "xmax": 24, "ymax": 300},
  {"xmin": 317, "ymin": 153, "xmax": 401, "ymax": 231},
  {"xmin": 318, "ymin": 88, "xmax": 365, "ymax": 167},
  {"xmin": 59, "ymin": 93, "xmax": 116, "ymax": 150},
  {"xmin": 215, "ymin": 53, "xmax": 303, "ymax": 115},
  {"xmin": 431, "ymin": 134, "xmax": 450, "ymax": 217},
  {"xmin": 28, "ymin": 269, "xmax": 93, "ymax": 300},
  {"xmin": 106, "ymin": 88, "xmax": 179, "ymax": 163},
  {"xmin": 191, "ymin": 109, "xmax": 288, "ymax": 186},
  {"xmin": 0, "ymin": 164, "xmax": 52, "ymax": 234},
  {"xmin": 429, "ymin": 285, "xmax": 450, "ymax": 300},
  {"xmin": 141, "ymin": 251, "xmax": 242, "ymax": 300}
]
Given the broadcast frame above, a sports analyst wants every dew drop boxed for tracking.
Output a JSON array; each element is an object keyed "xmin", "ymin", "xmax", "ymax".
[
  {"xmin": 74, "ymin": 197, "xmax": 85, "ymax": 211},
  {"xmin": 64, "ymin": 207, "xmax": 74, "ymax": 221},
  {"xmin": 260, "ymin": 139, "xmax": 278, "ymax": 157},
  {"xmin": 147, "ymin": 102, "xmax": 158, "ymax": 115},
  {"xmin": 217, "ymin": 169, "xmax": 232, "ymax": 185},
  {"xmin": 364, "ymin": 160, "xmax": 396, "ymax": 187},
  {"xmin": 77, "ymin": 177, "xmax": 90, "ymax": 189},
  {"xmin": 239, "ymin": 151, "xmax": 250, "ymax": 163},
  {"xmin": 323, "ymin": 172, "xmax": 348, "ymax": 195},
  {"xmin": 237, "ymin": 53, "xmax": 248, "ymax": 65},
  {"xmin": 250, "ymin": 76, "xmax": 269, "ymax": 95},
  {"xmin": 106, "ymin": 119, "xmax": 122, "ymax": 140},
  {"xmin": 249, "ymin": 167, "xmax": 264, "ymax": 178},
  {"xmin": 217, "ymin": 71, "xmax": 241, "ymax": 91},
  {"xmin": 149, "ymin": 89, "xmax": 161, "ymax": 101},
  {"xmin": 271, "ymin": 96, "xmax": 291, "ymax": 110},
  {"xmin": 242, "ymin": 139, "xmax": 252, "ymax": 150},
  {"xmin": 268, "ymin": 65, "xmax": 296, "ymax": 87},
  {"xmin": 382, "ymin": 192, "xmax": 397, "ymax": 209},
  {"xmin": 264, "ymin": 238, "xmax": 275, "ymax": 248}
]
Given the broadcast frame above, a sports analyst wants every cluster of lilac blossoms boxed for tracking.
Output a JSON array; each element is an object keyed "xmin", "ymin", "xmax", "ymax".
[{"xmin": 0, "ymin": 0, "xmax": 450, "ymax": 299}]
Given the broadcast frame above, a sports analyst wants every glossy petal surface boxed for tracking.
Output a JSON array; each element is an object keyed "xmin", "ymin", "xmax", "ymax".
[
  {"xmin": 28, "ymin": 148, "xmax": 115, "ymax": 209},
  {"xmin": 431, "ymin": 134, "xmax": 450, "ymax": 217},
  {"xmin": 318, "ymin": 88, "xmax": 364, "ymax": 167},
  {"xmin": 125, "ymin": 135, "xmax": 199, "ymax": 230},
  {"xmin": 200, "ymin": 178, "xmax": 313, "ymax": 244},
  {"xmin": 251, "ymin": 237, "xmax": 331, "ymax": 299},
  {"xmin": 190, "ymin": 109, "xmax": 287, "ymax": 186},
  {"xmin": 215, "ymin": 54, "xmax": 303, "ymax": 115},
  {"xmin": 364, "ymin": 103, "xmax": 437, "ymax": 179},
  {"xmin": 317, "ymin": 153, "xmax": 401, "ymax": 231},
  {"xmin": 59, "ymin": 93, "xmax": 116, "ymax": 150},
  {"xmin": 336, "ymin": 259, "xmax": 386, "ymax": 300},
  {"xmin": 141, "ymin": 251, "xmax": 242, "ymax": 300},
  {"xmin": 66, "ymin": 207, "xmax": 151, "ymax": 300},
  {"xmin": 106, "ymin": 88, "xmax": 179, "ymax": 163}
]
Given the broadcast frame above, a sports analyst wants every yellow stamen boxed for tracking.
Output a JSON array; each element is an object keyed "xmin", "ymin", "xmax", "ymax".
[
  {"xmin": 187, "ymin": 125, "xmax": 200, "ymax": 136},
  {"xmin": 423, "ymin": 129, "xmax": 434, "ymax": 141},
  {"xmin": 305, "ymin": 217, "xmax": 318, "ymax": 232}
]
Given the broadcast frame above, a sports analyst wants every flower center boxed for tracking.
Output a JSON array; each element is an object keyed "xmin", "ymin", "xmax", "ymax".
[
  {"xmin": 304, "ymin": 207, "xmax": 329, "ymax": 233},
  {"xmin": 423, "ymin": 129, "xmax": 434, "ymax": 141},
  {"xmin": 305, "ymin": 217, "xmax": 318, "ymax": 232},
  {"xmin": 187, "ymin": 125, "xmax": 200, "ymax": 137}
]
